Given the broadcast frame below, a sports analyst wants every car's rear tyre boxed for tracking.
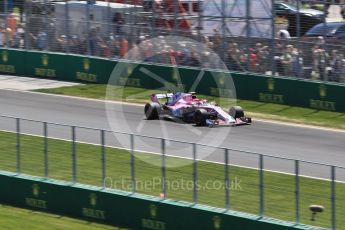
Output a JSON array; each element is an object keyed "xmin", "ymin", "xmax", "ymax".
[
  {"xmin": 144, "ymin": 103, "xmax": 160, "ymax": 120},
  {"xmin": 229, "ymin": 106, "xmax": 244, "ymax": 119},
  {"xmin": 195, "ymin": 109, "xmax": 209, "ymax": 126}
]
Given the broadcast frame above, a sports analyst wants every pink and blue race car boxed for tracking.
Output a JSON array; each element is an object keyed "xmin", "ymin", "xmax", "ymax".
[{"xmin": 144, "ymin": 92, "xmax": 252, "ymax": 127}]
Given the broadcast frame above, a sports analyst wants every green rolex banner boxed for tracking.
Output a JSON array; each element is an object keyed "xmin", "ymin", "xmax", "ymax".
[
  {"xmin": 0, "ymin": 49, "xmax": 25, "ymax": 75},
  {"xmin": 24, "ymin": 51, "xmax": 67, "ymax": 79}
]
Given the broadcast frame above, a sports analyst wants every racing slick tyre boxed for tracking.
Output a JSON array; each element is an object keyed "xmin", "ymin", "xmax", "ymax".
[
  {"xmin": 229, "ymin": 106, "xmax": 244, "ymax": 119},
  {"xmin": 195, "ymin": 109, "xmax": 209, "ymax": 126},
  {"xmin": 145, "ymin": 103, "xmax": 161, "ymax": 120}
]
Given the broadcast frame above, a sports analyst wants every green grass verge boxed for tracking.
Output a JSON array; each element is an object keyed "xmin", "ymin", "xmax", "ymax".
[
  {"xmin": 0, "ymin": 204, "xmax": 128, "ymax": 230},
  {"xmin": 0, "ymin": 131, "xmax": 344, "ymax": 229},
  {"xmin": 35, "ymin": 84, "xmax": 345, "ymax": 129}
]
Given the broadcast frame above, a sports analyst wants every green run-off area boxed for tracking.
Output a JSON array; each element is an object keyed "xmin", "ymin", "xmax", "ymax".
[{"xmin": 0, "ymin": 131, "xmax": 344, "ymax": 229}]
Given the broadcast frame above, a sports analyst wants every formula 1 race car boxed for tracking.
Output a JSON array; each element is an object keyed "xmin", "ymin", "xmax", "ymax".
[{"xmin": 144, "ymin": 92, "xmax": 252, "ymax": 127}]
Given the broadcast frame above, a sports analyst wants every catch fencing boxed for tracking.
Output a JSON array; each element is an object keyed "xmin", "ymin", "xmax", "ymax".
[
  {"xmin": 0, "ymin": 114, "xmax": 344, "ymax": 229},
  {"xmin": 1, "ymin": 0, "xmax": 345, "ymax": 82}
]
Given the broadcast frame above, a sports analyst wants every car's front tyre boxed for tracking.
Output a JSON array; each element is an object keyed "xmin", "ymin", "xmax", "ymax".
[
  {"xmin": 194, "ymin": 109, "xmax": 209, "ymax": 126},
  {"xmin": 229, "ymin": 106, "xmax": 244, "ymax": 119}
]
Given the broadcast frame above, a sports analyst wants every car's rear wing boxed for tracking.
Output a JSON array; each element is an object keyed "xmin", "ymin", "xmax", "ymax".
[
  {"xmin": 154, "ymin": 93, "xmax": 174, "ymax": 99},
  {"xmin": 151, "ymin": 93, "xmax": 173, "ymax": 103}
]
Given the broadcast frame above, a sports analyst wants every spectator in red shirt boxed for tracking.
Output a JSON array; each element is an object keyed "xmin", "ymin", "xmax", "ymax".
[{"xmin": 249, "ymin": 48, "xmax": 257, "ymax": 72}]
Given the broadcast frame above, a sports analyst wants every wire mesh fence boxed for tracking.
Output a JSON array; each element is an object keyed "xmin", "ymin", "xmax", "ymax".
[
  {"xmin": 0, "ymin": 114, "xmax": 343, "ymax": 229},
  {"xmin": 1, "ymin": 0, "xmax": 345, "ymax": 82}
]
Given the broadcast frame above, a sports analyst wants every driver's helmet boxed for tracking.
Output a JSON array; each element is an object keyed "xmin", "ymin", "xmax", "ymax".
[{"xmin": 183, "ymin": 94, "xmax": 193, "ymax": 102}]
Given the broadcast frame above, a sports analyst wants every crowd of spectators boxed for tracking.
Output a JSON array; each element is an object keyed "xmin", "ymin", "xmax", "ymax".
[{"xmin": 1, "ymin": 15, "xmax": 345, "ymax": 83}]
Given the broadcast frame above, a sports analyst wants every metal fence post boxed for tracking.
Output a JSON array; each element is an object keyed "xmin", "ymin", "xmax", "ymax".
[
  {"xmin": 101, "ymin": 130, "xmax": 106, "ymax": 188},
  {"xmin": 161, "ymin": 138, "xmax": 166, "ymax": 198},
  {"xmin": 296, "ymin": 0, "xmax": 301, "ymax": 38},
  {"xmin": 107, "ymin": 0, "xmax": 111, "ymax": 57},
  {"xmin": 323, "ymin": 0, "xmax": 329, "ymax": 82},
  {"xmin": 86, "ymin": 1, "xmax": 91, "ymax": 56},
  {"xmin": 221, "ymin": 0, "xmax": 226, "ymax": 67},
  {"xmin": 44, "ymin": 122, "xmax": 48, "ymax": 178},
  {"xmin": 16, "ymin": 118, "xmax": 21, "ymax": 174},
  {"xmin": 130, "ymin": 1, "xmax": 136, "ymax": 45},
  {"xmin": 4, "ymin": 0, "xmax": 8, "ymax": 48},
  {"xmin": 1, "ymin": 1, "xmax": 5, "ymax": 17},
  {"xmin": 130, "ymin": 134, "xmax": 136, "ymax": 193},
  {"xmin": 259, "ymin": 154, "xmax": 264, "ymax": 217},
  {"xmin": 331, "ymin": 166, "xmax": 336, "ymax": 230},
  {"xmin": 296, "ymin": 0, "xmax": 301, "ymax": 79},
  {"xmin": 65, "ymin": 0, "xmax": 70, "ymax": 53},
  {"xmin": 151, "ymin": 0, "xmax": 157, "ymax": 45},
  {"xmin": 173, "ymin": 0, "xmax": 178, "ymax": 35},
  {"xmin": 24, "ymin": 0, "xmax": 29, "ymax": 50},
  {"xmin": 193, "ymin": 143, "xmax": 198, "ymax": 205},
  {"xmin": 245, "ymin": 0, "xmax": 251, "ymax": 71},
  {"xmin": 43, "ymin": 0, "xmax": 48, "ymax": 51},
  {"xmin": 295, "ymin": 160, "xmax": 300, "ymax": 224},
  {"xmin": 72, "ymin": 126, "xmax": 77, "ymax": 183},
  {"xmin": 107, "ymin": 0, "xmax": 111, "ymax": 34},
  {"xmin": 225, "ymin": 148, "xmax": 230, "ymax": 210},
  {"xmin": 271, "ymin": 0, "xmax": 276, "ymax": 76}
]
